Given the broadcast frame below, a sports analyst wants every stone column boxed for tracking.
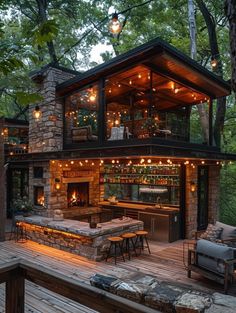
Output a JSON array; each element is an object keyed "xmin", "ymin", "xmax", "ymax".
[
  {"xmin": 208, "ymin": 165, "xmax": 220, "ymax": 223},
  {"xmin": 29, "ymin": 66, "xmax": 76, "ymax": 153},
  {"xmin": 185, "ymin": 165, "xmax": 198, "ymax": 239}
]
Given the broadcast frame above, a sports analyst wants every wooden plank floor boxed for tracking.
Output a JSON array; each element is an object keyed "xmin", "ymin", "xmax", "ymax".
[{"xmin": 0, "ymin": 239, "xmax": 233, "ymax": 312}]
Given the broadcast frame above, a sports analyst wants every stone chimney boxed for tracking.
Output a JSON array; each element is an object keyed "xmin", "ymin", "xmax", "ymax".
[{"xmin": 29, "ymin": 65, "xmax": 79, "ymax": 153}]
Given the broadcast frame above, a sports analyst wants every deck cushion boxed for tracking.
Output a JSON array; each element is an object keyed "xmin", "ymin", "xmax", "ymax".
[
  {"xmin": 215, "ymin": 221, "xmax": 236, "ymax": 240},
  {"xmin": 196, "ymin": 239, "xmax": 234, "ymax": 274},
  {"xmin": 199, "ymin": 224, "xmax": 223, "ymax": 242}
]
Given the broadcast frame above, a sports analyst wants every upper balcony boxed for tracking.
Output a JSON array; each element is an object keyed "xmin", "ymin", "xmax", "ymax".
[
  {"xmin": 59, "ymin": 38, "xmax": 231, "ymax": 153},
  {"xmin": 1, "ymin": 118, "xmax": 29, "ymax": 156},
  {"xmin": 64, "ymin": 66, "xmax": 211, "ymax": 147}
]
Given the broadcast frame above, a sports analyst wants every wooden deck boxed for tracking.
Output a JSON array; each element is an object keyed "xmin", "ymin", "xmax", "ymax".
[{"xmin": 0, "ymin": 239, "xmax": 231, "ymax": 312}]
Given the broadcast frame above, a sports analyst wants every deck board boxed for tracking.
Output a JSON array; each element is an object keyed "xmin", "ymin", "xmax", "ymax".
[{"xmin": 0, "ymin": 239, "xmax": 234, "ymax": 313}]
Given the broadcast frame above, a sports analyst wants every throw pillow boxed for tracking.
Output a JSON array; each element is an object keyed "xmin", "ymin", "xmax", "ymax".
[{"xmin": 200, "ymin": 224, "xmax": 223, "ymax": 242}]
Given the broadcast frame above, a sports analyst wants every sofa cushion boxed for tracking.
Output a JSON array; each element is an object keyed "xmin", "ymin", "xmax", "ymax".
[
  {"xmin": 215, "ymin": 221, "xmax": 236, "ymax": 240},
  {"xmin": 200, "ymin": 224, "xmax": 223, "ymax": 242},
  {"xmin": 196, "ymin": 239, "xmax": 234, "ymax": 274}
]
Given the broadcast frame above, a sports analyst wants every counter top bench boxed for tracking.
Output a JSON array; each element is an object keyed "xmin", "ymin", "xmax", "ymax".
[{"xmin": 15, "ymin": 215, "xmax": 143, "ymax": 261}]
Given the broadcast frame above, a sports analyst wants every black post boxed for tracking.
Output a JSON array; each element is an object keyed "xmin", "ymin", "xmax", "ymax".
[
  {"xmin": 208, "ymin": 98, "xmax": 213, "ymax": 146},
  {"xmin": 0, "ymin": 118, "xmax": 5, "ymax": 241},
  {"xmin": 98, "ymin": 78, "xmax": 105, "ymax": 144}
]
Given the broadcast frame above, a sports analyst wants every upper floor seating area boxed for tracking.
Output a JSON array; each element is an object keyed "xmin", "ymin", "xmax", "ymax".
[{"xmin": 64, "ymin": 64, "xmax": 212, "ymax": 147}]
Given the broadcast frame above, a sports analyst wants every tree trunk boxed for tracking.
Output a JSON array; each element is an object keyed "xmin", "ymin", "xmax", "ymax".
[
  {"xmin": 36, "ymin": 0, "xmax": 58, "ymax": 64},
  {"xmin": 225, "ymin": 0, "xmax": 236, "ymax": 92},
  {"xmin": 188, "ymin": 0, "xmax": 197, "ymax": 59},
  {"xmin": 198, "ymin": 104, "xmax": 209, "ymax": 143},
  {"xmin": 196, "ymin": 0, "xmax": 226, "ymax": 147}
]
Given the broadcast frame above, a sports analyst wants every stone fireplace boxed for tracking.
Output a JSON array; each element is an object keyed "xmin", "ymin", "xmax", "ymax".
[
  {"xmin": 67, "ymin": 182, "xmax": 89, "ymax": 207},
  {"xmin": 34, "ymin": 186, "xmax": 44, "ymax": 206}
]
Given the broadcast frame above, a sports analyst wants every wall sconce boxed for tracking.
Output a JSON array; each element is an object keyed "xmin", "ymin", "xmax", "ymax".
[
  {"xmin": 33, "ymin": 105, "xmax": 42, "ymax": 120},
  {"xmin": 190, "ymin": 181, "xmax": 196, "ymax": 192},
  {"xmin": 55, "ymin": 178, "xmax": 61, "ymax": 191}
]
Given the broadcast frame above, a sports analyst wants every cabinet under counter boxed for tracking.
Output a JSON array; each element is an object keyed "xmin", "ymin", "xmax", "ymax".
[{"xmin": 99, "ymin": 201, "xmax": 180, "ymax": 242}]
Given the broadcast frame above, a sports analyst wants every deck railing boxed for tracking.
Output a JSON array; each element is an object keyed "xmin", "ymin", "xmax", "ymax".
[{"xmin": 1, "ymin": 259, "xmax": 159, "ymax": 313}]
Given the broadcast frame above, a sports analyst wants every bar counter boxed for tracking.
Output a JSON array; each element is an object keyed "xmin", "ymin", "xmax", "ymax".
[
  {"xmin": 99, "ymin": 201, "xmax": 179, "ymax": 214},
  {"xmin": 15, "ymin": 215, "xmax": 143, "ymax": 261}
]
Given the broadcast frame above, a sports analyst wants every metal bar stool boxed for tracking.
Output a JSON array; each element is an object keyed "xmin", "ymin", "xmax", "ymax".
[
  {"xmin": 106, "ymin": 236, "xmax": 125, "ymax": 265},
  {"xmin": 121, "ymin": 232, "xmax": 137, "ymax": 260},
  {"xmin": 15, "ymin": 222, "xmax": 27, "ymax": 243},
  {"xmin": 135, "ymin": 230, "xmax": 151, "ymax": 254}
]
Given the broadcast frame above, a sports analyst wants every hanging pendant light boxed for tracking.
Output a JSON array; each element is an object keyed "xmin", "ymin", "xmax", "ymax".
[
  {"xmin": 108, "ymin": 12, "xmax": 122, "ymax": 36},
  {"xmin": 33, "ymin": 105, "xmax": 42, "ymax": 120}
]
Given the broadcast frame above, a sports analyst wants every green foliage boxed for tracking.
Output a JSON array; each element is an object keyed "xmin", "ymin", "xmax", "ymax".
[
  {"xmin": 220, "ymin": 164, "xmax": 236, "ymax": 226},
  {"xmin": 15, "ymin": 92, "xmax": 43, "ymax": 106},
  {"xmin": 32, "ymin": 19, "xmax": 58, "ymax": 47}
]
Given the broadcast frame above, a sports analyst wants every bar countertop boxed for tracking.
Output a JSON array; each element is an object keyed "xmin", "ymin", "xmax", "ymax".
[
  {"xmin": 15, "ymin": 215, "xmax": 143, "ymax": 238},
  {"xmin": 99, "ymin": 201, "xmax": 179, "ymax": 214}
]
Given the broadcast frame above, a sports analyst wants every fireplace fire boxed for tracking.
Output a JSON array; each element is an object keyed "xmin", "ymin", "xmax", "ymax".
[
  {"xmin": 34, "ymin": 186, "xmax": 45, "ymax": 206},
  {"xmin": 67, "ymin": 182, "xmax": 89, "ymax": 207}
]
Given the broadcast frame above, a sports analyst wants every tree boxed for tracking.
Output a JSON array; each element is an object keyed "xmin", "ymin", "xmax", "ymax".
[{"xmin": 225, "ymin": 0, "xmax": 236, "ymax": 92}]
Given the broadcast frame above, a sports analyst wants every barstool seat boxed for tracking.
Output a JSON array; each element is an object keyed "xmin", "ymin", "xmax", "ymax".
[
  {"xmin": 121, "ymin": 232, "xmax": 137, "ymax": 259},
  {"xmin": 122, "ymin": 232, "xmax": 136, "ymax": 239},
  {"xmin": 106, "ymin": 236, "xmax": 125, "ymax": 264},
  {"xmin": 108, "ymin": 236, "xmax": 124, "ymax": 241},
  {"xmin": 135, "ymin": 230, "xmax": 148, "ymax": 236},
  {"xmin": 135, "ymin": 230, "xmax": 151, "ymax": 254}
]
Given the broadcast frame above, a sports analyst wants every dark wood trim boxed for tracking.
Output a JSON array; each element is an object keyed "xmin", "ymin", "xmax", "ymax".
[
  {"xmin": 180, "ymin": 164, "xmax": 186, "ymax": 239},
  {"xmin": 209, "ymin": 98, "xmax": 213, "ymax": 146},
  {"xmin": 6, "ymin": 268, "xmax": 25, "ymax": 313},
  {"xmin": 0, "ymin": 260, "xmax": 159, "ymax": 313},
  {"xmin": 145, "ymin": 62, "xmax": 215, "ymax": 98},
  {"xmin": 57, "ymin": 38, "xmax": 230, "ymax": 97},
  {"xmin": 8, "ymin": 139, "xmax": 236, "ymax": 164},
  {"xmin": 0, "ymin": 119, "xmax": 5, "ymax": 241},
  {"xmin": 98, "ymin": 77, "xmax": 105, "ymax": 144}
]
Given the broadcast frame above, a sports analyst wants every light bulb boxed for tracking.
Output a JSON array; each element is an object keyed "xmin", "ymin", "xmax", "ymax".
[
  {"xmin": 33, "ymin": 105, "xmax": 42, "ymax": 120},
  {"xmin": 108, "ymin": 13, "xmax": 122, "ymax": 35}
]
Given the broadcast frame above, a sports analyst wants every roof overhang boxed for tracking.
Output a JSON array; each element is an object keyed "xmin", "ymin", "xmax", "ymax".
[{"xmin": 57, "ymin": 38, "xmax": 231, "ymax": 98}]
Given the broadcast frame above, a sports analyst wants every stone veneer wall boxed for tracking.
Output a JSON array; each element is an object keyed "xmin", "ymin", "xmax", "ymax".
[
  {"xmin": 18, "ymin": 219, "xmax": 143, "ymax": 261},
  {"xmin": 28, "ymin": 161, "xmax": 50, "ymax": 216},
  {"xmin": 185, "ymin": 164, "xmax": 220, "ymax": 238},
  {"xmin": 49, "ymin": 161, "xmax": 101, "ymax": 215},
  {"xmin": 185, "ymin": 165, "xmax": 198, "ymax": 238},
  {"xmin": 29, "ymin": 160, "xmax": 103, "ymax": 217},
  {"xmin": 29, "ymin": 67, "xmax": 76, "ymax": 153},
  {"xmin": 208, "ymin": 165, "xmax": 220, "ymax": 223}
]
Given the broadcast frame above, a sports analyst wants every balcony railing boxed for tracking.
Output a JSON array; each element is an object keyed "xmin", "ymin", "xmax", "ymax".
[{"xmin": 1, "ymin": 259, "xmax": 158, "ymax": 313}]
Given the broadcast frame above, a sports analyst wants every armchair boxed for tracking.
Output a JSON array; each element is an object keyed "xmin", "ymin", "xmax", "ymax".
[
  {"xmin": 187, "ymin": 239, "xmax": 236, "ymax": 293},
  {"xmin": 195, "ymin": 221, "xmax": 236, "ymax": 246},
  {"xmin": 71, "ymin": 125, "xmax": 97, "ymax": 142}
]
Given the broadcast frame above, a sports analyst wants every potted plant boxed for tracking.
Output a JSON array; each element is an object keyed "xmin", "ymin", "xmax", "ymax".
[{"xmin": 12, "ymin": 195, "xmax": 34, "ymax": 217}]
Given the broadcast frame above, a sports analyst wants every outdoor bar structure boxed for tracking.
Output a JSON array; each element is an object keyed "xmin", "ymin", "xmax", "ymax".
[{"xmin": 4, "ymin": 38, "xmax": 235, "ymax": 259}]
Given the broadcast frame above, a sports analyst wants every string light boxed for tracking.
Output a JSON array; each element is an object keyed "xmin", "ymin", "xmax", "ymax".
[{"xmin": 108, "ymin": 12, "xmax": 122, "ymax": 35}]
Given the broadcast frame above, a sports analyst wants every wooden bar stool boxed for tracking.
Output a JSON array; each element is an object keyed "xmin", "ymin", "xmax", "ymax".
[
  {"xmin": 121, "ymin": 232, "xmax": 137, "ymax": 260},
  {"xmin": 106, "ymin": 236, "xmax": 125, "ymax": 265},
  {"xmin": 135, "ymin": 230, "xmax": 151, "ymax": 254}
]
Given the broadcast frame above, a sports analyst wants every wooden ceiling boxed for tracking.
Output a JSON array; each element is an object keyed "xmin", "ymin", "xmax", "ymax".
[{"xmin": 105, "ymin": 64, "xmax": 208, "ymax": 111}]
